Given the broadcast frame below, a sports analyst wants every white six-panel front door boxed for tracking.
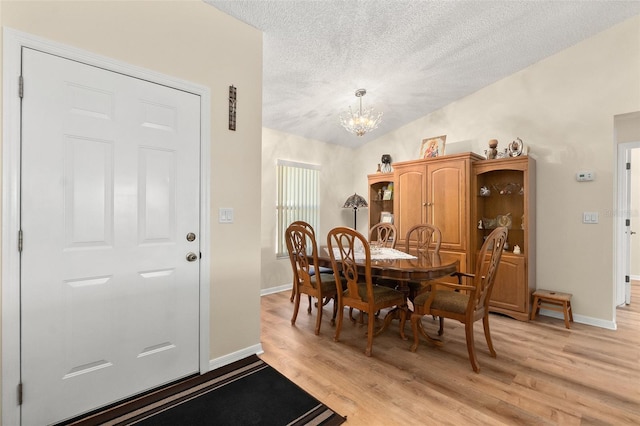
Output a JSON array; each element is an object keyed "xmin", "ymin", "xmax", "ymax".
[{"xmin": 20, "ymin": 48, "xmax": 201, "ymax": 425}]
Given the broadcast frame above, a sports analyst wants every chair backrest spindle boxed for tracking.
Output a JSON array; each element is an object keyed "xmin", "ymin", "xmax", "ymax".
[
  {"xmin": 369, "ymin": 222, "xmax": 397, "ymax": 248},
  {"xmin": 405, "ymin": 224, "xmax": 442, "ymax": 256}
]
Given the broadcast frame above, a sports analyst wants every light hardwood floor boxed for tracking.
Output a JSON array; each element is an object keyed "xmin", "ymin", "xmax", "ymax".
[{"xmin": 260, "ymin": 283, "xmax": 640, "ymax": 425}]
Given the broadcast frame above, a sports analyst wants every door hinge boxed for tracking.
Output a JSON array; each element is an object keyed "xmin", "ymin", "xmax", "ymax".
[
  {"xmin": 626, "ymin": 219, "xmax": 631, "ymax": 227},
  {"xmin": 18, "ymin": 229, "xmax": 23, "ymax": 252},
  {"xmin": 19, "ymin": 75, "xmax": 24, "ymax": 99},
  {"xmin": 627, "ymin": 162, "xmax": 631, "ymax": 170},
  {"xmin": 626, "ymin": 275, "xmax": 630, "ymax": 283},
  {"xmin": 17, "ymin": 382, "xmax": 23, "ymax": 405}
]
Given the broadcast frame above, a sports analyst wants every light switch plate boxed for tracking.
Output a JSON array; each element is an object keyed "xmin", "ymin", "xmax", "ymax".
[
  {"xmin": 219, "ymin": 208, "xmax": 234, "ymax": 223},
  {"xmin": 583, "ymin": 211, "xmax": 598, "ymax": 224}
]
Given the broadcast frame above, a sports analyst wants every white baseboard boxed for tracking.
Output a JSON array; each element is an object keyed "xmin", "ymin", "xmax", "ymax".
[
  {"xmin": 261, "ymin": 284, "xmax": 291, "ymax": 296},
  {"xmin": 630, "ymin": 274, "xmax": 640, "ymax": 281},
  {"xmin": 537, "ymin": 309, "xmax": 616, "ymax": 330},
  {"xmin": 208, "ymin": 343, "xmax": 264, "ymax": 371},
  {"xmin": 260, "ymin": 285, "xmax": 620, "ymax": 330}
]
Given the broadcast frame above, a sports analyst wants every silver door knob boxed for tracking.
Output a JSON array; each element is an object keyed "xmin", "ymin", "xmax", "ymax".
[{"xmin": 186, "ymin": 252, "xmax": 198, "ymax": 262}]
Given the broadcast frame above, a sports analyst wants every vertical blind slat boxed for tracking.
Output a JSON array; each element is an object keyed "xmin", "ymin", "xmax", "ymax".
[{"xmin": 276, "ymin": 162, "xmax": 320, "ymax": 256}]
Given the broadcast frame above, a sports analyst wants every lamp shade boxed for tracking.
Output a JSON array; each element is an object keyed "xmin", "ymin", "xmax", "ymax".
[
  {"xmin": 343, "ymin": 193, "xmax": 368, "ymax": 209},
  {"xmin": 343, "ymin": 193, "xmax": 368, "ymax": 229}
]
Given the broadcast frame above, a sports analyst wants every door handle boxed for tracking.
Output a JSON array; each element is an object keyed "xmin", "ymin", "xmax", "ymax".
[
  {"xmin": 186, "ymin": 252, "xmax": 198, "ymax": 262},
  {"xmin": 631, "ymin": 231, "xmax": 637, "ymax": 235}
]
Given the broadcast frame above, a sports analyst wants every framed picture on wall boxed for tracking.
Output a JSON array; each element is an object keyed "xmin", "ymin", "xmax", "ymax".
[{"xmin": 419, "ymin": 135, "xmax": 446, "ymax": 158}]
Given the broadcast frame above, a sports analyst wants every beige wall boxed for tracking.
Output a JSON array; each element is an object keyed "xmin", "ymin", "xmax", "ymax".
[
  {"xmin": 352, "ymin": 15, "xmax": 640, "ymax": 324},
  {"xmin": 1, "ymin": 0, "xmax": 263, "ymax": 376},
  {"xmin": 261, "ymin": 16, "xmax": 640, "ymax": 324},
  {"xmin": 261, "ymin": 128, "xmax": 355, "ymax": 291}
]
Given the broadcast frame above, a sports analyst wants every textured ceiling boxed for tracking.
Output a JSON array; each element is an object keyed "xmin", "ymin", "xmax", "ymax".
[{"xmin": 206, "ymin": 1, "xmax": 640, "ymax": 149}]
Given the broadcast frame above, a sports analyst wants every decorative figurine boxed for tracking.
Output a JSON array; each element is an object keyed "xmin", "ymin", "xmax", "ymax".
[
  {"xmin": 513, "ymin": 245, "xmax": 521, "ymax": 255},
  {"xmin": 381, "ymin": 154, "xmax": 392, "ymax": 173},
  {"xmin": 478, "ymin": 219, "xmax": 484, "ymax": 229},
  {"xmin": 485, "ymin": 139, "xmax": 498, "ymax": 159},
  {"xmin": 479, "ymin": 186, "xmax": 491, "ymax": 196}
]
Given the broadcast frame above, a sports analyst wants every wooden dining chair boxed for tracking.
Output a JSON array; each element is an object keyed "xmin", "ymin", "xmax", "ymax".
[
  {"xmin": 368, "ymin": 222, "xmax": 397, "ymax": 248},
  {"xmin": 285, "ymin": 222, "xmax": 338, "ymax": 335},
  {"xmin": 405, "ymin": 223, "xmax": 441, "ymax": 256},
  {"xmin": 288, "ymin": 221, "xmax": 331, "ymax": 303},
  {"xmin": 365, "ymin": 221, "xmax": 399, "ymax": 297},
  {"xmin": 327, "ymin": 226, "xmax": 406, "ymax": 356},
  {"xmin": 405, "ymin": 224, "xmax": 442, "ymax": 302},
  {"xmin": 409, "ymin": 226, "xmax": 508, "ymax": 373}
]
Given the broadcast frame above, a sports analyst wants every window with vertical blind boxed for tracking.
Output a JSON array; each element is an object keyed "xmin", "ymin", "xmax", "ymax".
[{"xmin": 276, "ymin": 160, "xmax": 320, "ymax": 257}]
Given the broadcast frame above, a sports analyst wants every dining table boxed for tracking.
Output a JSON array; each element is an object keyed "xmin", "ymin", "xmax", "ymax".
[{"xmin": 314, "ymin": 246, "xmax": 459, "ymax": 342}]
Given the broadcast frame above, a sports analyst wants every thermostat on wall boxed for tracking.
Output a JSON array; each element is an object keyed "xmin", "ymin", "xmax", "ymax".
[{"xmin": 576, "ymin": 171, "xmax": 594, "ymax": 182}]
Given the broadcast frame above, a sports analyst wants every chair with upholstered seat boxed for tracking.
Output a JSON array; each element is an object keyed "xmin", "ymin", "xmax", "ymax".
[
  {"xmin": 404, "ymin": 224, "xmax": 442, "ymax": 299},
  {"xmin": 285, "ymin": 222, "xmax": 338, "ymax": 335},
  {"xmin": 405, "ymin": 223, "xmax": 441, "ymax": 257},
  {"xmin": 327, "ymin": 226, "xmax": 406, "ymax": 356},
  {"xmin": 346, "ymin": 222, "xmax": 399, "ymax": 324},
  {"xmin": 409, "ymin": 226, "xmax": 508, "ymax": 373},
  {"xmin": 288, "ymin": 221, "xmax": 331, "ymax": 303},
  {"xmin": 368, "ymin": 222, "xmax": 397, "ymax": 248}
]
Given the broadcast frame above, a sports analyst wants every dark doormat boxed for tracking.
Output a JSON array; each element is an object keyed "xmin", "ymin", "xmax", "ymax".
[{"xmin": 62, "ymin": 355, "xmax": 346, "ymax": 426}]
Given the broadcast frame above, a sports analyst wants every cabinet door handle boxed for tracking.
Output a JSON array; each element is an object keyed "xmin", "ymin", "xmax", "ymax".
[{"xmin": 426, "ymin": 202, "xmax": 433, "ymax": 206}]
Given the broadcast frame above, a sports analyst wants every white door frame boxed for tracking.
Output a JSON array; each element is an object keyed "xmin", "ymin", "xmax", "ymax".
[
  {"xmin": 615, "ymin": 141, "xmax": 640, "ymax": 309},
  {"xmin": 2, "ymin": 28, "xmax": 211, "ymax": 426}
]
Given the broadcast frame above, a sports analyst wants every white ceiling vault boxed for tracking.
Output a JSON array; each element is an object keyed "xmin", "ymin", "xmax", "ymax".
[{"xmin": 205, "ymin": 0, "xmax": 640, "ymax": 149}]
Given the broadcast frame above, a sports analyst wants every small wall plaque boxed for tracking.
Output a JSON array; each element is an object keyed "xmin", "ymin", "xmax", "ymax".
[{"xmin": 229, "ymin": 85, "xmax": 237, "ymax": 131}]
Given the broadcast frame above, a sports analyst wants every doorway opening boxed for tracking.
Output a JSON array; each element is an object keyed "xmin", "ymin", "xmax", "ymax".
[{"xmin": 615, "ymin": 141, "xmax": 640, "ymax": 310}]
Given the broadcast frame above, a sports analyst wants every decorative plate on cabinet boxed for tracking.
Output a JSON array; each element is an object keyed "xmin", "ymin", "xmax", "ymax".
[{"xmin": 496, "ymin": 213, "xmax": 512, "ymax": 229}]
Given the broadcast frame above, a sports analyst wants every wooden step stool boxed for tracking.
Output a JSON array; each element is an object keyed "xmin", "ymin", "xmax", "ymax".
[{"xmin": 531, "ymin": 289, "xmax": 573, "ymax": 329}]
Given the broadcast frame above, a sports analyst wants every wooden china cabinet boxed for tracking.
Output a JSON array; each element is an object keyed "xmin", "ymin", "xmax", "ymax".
[
  {"xmin": 391, "ymin": 152, "xmax": 483, "ymax": 274},
  {"xmin": 367, "ymin": 172, "xmax": 395, "ymax": 230},
  {"xmin": 366, "ymin": 152, "xmax": 536, "ymax": 320},
  {"xmin": 472, "ymin": 156, "xmax": 536, "ymax": 321}
]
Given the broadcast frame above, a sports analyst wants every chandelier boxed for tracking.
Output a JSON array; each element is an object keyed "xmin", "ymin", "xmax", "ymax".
[{"xmin": 339, "ymin": 89, "xmax": 383, "ymax": 137}]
